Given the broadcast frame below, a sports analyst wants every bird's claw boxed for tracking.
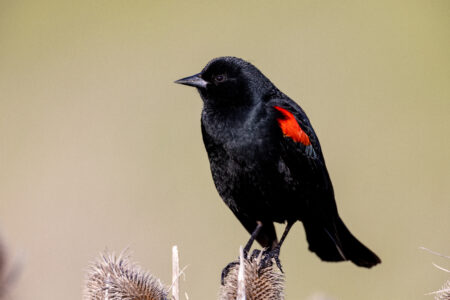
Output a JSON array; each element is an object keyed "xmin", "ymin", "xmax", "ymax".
[
  {"xmin": 261, "ymin": 247, "xmax": 283, "ymax": 273},
  {"xmin": 249, "ymin": 248, "xmax": 262, "ymax": 259},
  {"xmin": 274, "ymin": 255, "xmax": 283, "ymax": 273}
]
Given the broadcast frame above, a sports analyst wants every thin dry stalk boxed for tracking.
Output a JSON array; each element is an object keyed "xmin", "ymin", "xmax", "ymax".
[
  {"xmin": 434, "ymin": 280, "xmax": 450, "ymax": 300},
  {"xmin": 421, "ymin": 247, "xmax": 450, "ymax": 300},
  {"xmin": 421, "ymin": 247, "xmax": 450, "ymax": 260},
  {"xmin": 172, "ymin": 246, "xmax": 179, "ymax": 300},
  {"xmin": 236, "ymin": 246, "xmax": 246, "ymax": 300}
]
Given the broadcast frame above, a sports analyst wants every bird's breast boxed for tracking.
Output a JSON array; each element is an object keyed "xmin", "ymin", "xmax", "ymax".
[{"xmin": 201, "ymin": 106, "xmax": 277, "ymax": 159}]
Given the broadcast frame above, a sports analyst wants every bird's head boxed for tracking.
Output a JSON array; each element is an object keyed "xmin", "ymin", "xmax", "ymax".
[{"xmin": 175, "ymin": 57, "xmax": 273, "ymax": 107}]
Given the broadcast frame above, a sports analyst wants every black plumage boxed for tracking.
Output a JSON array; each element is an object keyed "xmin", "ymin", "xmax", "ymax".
[{"xmin": 175, "ymin": 56, "xmax": 380, "ymax": 268}]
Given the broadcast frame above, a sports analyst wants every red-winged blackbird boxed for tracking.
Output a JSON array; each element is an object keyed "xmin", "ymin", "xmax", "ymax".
[{"xmin": 175, "ymin": 57, "xmax": 381, "ymax": 268}]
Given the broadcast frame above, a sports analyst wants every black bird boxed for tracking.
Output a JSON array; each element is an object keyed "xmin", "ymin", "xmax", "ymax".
[{"xmin": 175, "ymin": 57, "xmax": 380, "ymax": 268}]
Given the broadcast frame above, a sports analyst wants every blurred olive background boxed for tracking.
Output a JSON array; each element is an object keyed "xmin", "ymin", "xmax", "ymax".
[{"xmin": 0, "ymin": 0, "xmax": 449, "ymax": 299}]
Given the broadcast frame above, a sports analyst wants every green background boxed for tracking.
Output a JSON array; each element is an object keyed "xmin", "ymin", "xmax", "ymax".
[{"xmin": 0, "ymin": 1, "xmax": 449, "ymax": 299}]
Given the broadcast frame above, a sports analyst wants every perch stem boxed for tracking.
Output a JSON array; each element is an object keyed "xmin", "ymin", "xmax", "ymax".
[
  {"xmin": 172, "ymin": 246, "xmax": 179, "ymax": 300},
  {"xmin": 236, "ymin": 246, "xmax": 246, "ymax": 300}
]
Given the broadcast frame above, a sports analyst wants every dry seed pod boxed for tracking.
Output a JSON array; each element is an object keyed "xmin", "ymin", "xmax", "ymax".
[
  {"xmin": 435, "ymin": 280, "xmax": 450, "ymax": 300},
  {"xmin": 219, "ymin": 250, "xmax": 285, "ymax": 300},
  {"xmin": 84, "ymin": 250, "xmax": 168, "ymax": 300},
  {"xmin": 420, "ymin": 248, "xmax": 450, "ymax": 300}
]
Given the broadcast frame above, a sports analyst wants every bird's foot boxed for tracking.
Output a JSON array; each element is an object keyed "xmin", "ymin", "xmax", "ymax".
[
  {"xmin": 221, "ymin": 248, "xmax": 284, "ymax": 285},
  {"xmin": 221, "ymin": 248, "xmax": 271, "ymax": 284},
  {"xmin": 261, "ymin": 246, "xmax": 283, "ymax": 273},
  {"xmin": 249, "ymin": 248, "xmax": 262, "ymax": 259},
  {"xmin": 221, "ymin": 248, "xmax": 261, "ymax": 285}
]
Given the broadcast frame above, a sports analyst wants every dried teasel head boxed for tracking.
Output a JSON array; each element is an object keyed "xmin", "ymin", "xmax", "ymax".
[
  {"xmin": 420, "ymin": 247, "xmax": 450, "ymax": 300},
  {"xmin": 434, "ymin": 280, "xmax": 450, "ymax": 300},
  {"xmin": 219, "ymin": 249, "xmax": 285, "ymax": 300},
  {"xmin": 83, "ymin": 250, "xmax": 168, "ymax": 300}
]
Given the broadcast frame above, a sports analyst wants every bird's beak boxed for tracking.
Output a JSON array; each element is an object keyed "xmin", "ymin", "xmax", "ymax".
[{"xmin": 174, "ymin": 73, "xmax": 208, "ymax": 89}]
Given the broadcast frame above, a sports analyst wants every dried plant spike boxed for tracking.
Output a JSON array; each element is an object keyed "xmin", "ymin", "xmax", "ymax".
[
  {"xmin": 172, "ymin": 246, "xmax": 179, "ymax": 300},
  {"xmin": 435, "ymin": 280, "xmax": 450, "ymax": 300},
  {"xmin": 236, "ymin": 246, "xmax": 246, "ymax": 300},
  {"xmin": 421, "ymin": 247, "xmax": 450, "ymax": 300},
  {"xmin": 84, "ymin": 250, "xmax": 168, "ymax": 300},
  {"xmin": 420, "ymin": 247, "xmax": 450, "ymax": 260},
  {"xmin": 219, "ymin": 249, "xmax": 285, "ymax": 300}
]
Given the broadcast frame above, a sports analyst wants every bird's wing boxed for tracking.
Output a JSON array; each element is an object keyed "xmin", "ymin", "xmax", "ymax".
[
  {"xmin": 268, "ymin": 98, "xmax": 323, "ymax": 160},
  {"xmin": 268, "ymin": 98, "xmax": 337, "ymax": 214},
  {"xmin": 267, "ymin": 99, "xmax": 381, "ymax": 267}
]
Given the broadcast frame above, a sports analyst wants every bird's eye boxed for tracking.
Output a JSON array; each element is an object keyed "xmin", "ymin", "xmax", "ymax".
[{"xmin": 214, "ymin": 74, "xmax": 226, "ymax": 82}]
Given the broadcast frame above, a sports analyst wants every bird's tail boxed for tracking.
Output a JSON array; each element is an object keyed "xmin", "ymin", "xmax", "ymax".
[{"xmin": 302, "ymin": 217, "xmax": 381, "ymax": 268}]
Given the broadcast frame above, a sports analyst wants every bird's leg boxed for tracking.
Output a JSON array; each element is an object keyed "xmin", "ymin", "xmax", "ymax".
[
  {"xmin": 278, "ymin": 220, "xmax": 294, "ymax": 248},
  {"xmin": 243, "ymin": 221, "xmax": 263, "ymax": 256},
  {"xmin": 222, "ymin": 221, "xmax": 263, "ymax": 285},
  {"xmin": 264, "ymin": 220, "xmax": 295, "ymax": 272}
]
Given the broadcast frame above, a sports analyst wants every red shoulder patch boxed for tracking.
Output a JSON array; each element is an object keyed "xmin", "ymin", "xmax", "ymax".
[{"xmin": 274, "ymin": 106, "xmax": 311, "ymax": 146}]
